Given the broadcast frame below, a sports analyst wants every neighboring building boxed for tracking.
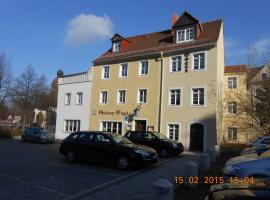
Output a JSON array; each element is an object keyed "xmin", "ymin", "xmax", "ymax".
[
  {"xmin": 222, "ymin": 65, "xmax": 248, "ymax": 143},
  {"xmin": 90, "ymin": 11, "xmax": 224, "ymax": 152},
  {"xmin": 55, "ymin": 69, "xmax": 92, "ymax": 139}
]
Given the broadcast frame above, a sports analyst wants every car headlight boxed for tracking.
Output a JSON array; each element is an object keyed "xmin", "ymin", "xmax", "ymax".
[
  {"xmin": 223, "ymin": 165, "xmax": 240, "ymax": 174},
  {"xmin": 134, "ymin": 149, "xmax": 150, "ymax": 158}
]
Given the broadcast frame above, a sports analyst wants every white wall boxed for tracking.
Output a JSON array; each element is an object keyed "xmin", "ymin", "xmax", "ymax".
[{"xmin": 55, "ymin": 70, "xmax": 91, "ymax": 140}]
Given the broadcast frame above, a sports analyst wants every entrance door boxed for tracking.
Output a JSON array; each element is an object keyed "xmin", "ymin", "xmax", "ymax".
[
  {"xmin": 190, "ymin": 123, "xmax": 204, "ymax": 152},
  {"xmin": 135, "ymin": 120, "xmax": 146, "ymax": 131}
]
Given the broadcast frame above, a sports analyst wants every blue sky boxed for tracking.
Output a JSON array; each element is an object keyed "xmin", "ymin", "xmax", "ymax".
[{"xmin": 1, "ymin": 0, "xmax": 270, "ymax": 83}]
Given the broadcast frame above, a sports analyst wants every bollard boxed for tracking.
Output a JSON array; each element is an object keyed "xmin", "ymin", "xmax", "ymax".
[
  {"xmin": 199, "ymin": 153, "xmax": 210, "ymax": 171},
  {"xmin": 207, "ymin": 148, "xmax": 216, "ymax": 163},
  {"xmin": 214, "ymin": 145, "xmax": 220, "ymax": 157},
  {"xmin": 152, "ymin": 179, "xmax": 173, "ymax": 200},
  {"xmin": 184, "ymin": 161, "xmax": 198, "ymax": 188}
]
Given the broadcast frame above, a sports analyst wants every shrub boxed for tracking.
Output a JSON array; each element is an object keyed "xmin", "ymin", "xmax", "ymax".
[{"xmin": 0, "ymin": 127, "xmax": 22, "ymax": 138}]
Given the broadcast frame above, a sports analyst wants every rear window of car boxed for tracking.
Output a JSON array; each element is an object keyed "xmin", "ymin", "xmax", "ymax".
[{"xmin": 130, "ymin": 132, "xmax": 143, "ymax": 140}]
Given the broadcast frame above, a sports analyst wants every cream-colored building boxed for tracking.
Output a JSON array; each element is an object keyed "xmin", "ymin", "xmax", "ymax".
[
  {"xmin": 222, "ymin": 65, "xmax": 248, "ymax": 144},
  {"xmin": 90, "ymin": 11, "xmax": 224, "ymax": 152}
]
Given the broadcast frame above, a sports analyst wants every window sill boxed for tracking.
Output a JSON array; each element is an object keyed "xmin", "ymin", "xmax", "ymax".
[
  {"xmin": 138, "ymin": 74, "xmax": 149, "ymax": 77},
  {"xmin": 167, "ymin": 105, "xmax": 182, "ymax": 107},
  {"xmin": 189, "ymin": 104, "xmax": 207, "ymax": 108}
]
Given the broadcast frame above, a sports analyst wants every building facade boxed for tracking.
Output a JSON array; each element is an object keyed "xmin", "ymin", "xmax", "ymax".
[
  {"xmin": 89, "ymin": 11, "xmax": 224, "ymax": 152},
  {"xmin": 55, "ymin": 69, "xmax": 92, "ymax": 139},
  {"xmin": 222, "ymin": 65, "xmax": 248, "ymax": 144}
]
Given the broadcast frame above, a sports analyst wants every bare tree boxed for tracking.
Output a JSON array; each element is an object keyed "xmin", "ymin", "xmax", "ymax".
[
  {"xmin": 0, "ymin": 53, "xmax": 12, "ymax": 103},
  {"xmin": 12, "ymin": 65, "xmax": 49, "ymax": 125}
]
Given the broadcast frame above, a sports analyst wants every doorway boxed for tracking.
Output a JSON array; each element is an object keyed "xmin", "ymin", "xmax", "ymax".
[
  {"xmin": 189, "ymin": 123, "xmax": 204, "ymax": 152},
  {"xmin": 135, "ymin": 120, "xmax": 147, "ymax": 131}
]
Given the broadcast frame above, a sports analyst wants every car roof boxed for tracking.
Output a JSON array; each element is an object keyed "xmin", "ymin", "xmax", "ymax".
[{"xmin": 72, "ymin": 131, "xmax": 116, "ymax": 136}]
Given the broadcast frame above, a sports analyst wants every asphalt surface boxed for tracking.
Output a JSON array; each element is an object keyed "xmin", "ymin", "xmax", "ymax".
[{"xmin": 0, "ymin": 138, "xmax": 134, "ymax": 200}]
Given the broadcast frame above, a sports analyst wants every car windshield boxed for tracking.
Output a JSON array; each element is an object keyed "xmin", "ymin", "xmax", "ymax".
[
  {"xmin": 260, "ymin": 150, "xmax": 270, "ymax": 158},
  {"xmin": 250, "ymin": 137, "xmax": 262, "ymax": 143},
  {"xmin": 110, "ymin": 134, "xmax": 133, "ymax": 144},
  {"xmin": 152, "ymin": 132, "xmax": 168, "ymax": 139}
]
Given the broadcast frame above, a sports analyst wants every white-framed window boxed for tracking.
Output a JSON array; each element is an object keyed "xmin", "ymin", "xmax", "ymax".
[
  {"xmin": 170, "ymin": 56, "xmax": 182, "ymax": 72},
  {"xmin": 119, "ymin": 63, "xmax": 128, "ymax": 77},
  {"xmin": 65, "ymin": 93, "xmax": 71, "ymax": 105},
  {"xmin": 101, "ymin": 121, "xmax": 122, "ymax": 134},
  {"xmin": 76, "ymin": 92, "xmax": 83, "ymax": 105},
  {"xmin": 117, "ymin": 90, "xmax": 126, "ymax": 104},
  {"xmin": 191, "ymin": 87, "xmax": 205, "ymax": 106},
  {"xmin": 228, "ymin": 101, "xmax": 237, "ymax": 114},
  {"xmin": 138, "ymin": 89, "xmax": 147, "ymax": 103},
  {"xmin": 100, "ymin": 91, "xmax": 108, "ymax": 104},
  {"xmin": 113, "ymin": 41, "xmax": 121, "ymax": 52},
  {"xmin": 64, "ymin": 120, "xmax": 80, "ymax": 133},
  {"xmin": 228, "ymin": 77, "xmax": 237, "ymax": 89},
  {"xmin": 228, "ymin": 127, "xmax": 237, "ymax": 140},
  {"xmin": 169, "ymin": 89, "xmax": 181, "ymax": 106},
  {"xmin": 139, "ymin": 60, "xmax": 149, "ymax": 75},
  {"xmin": 176, "ymin": 27, "xmax": 194, "ymax": 43},
  {"xmin": 167, "ymin": 124, "xmax": 180, "ymax": 141},
  {"xmin": 102, "ymin": 66, "xmax": 110, "ymax": 79},
  {"xmin": 192, "ymin": 52, "xmax": 206, "ymax": 70}
]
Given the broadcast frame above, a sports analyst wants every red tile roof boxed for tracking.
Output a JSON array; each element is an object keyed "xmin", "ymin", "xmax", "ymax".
[
  {"xmin": 94, "ymin": 20, "xmax": 222, "ymax": 65},
  {"xmin": 224, "ymin": 65, "xmax": 248, "ymax": 73}
]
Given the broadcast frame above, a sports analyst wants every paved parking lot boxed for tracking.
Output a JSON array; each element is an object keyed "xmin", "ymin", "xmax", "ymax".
[{"xmin": 0, "ymin": 138, "xmax": 134, "ymax": 200}]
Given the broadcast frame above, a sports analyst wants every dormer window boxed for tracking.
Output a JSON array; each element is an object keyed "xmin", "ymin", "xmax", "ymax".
[
  {"xmin": 176, "ymin": 27, "xmax": 194, "ymax": 43},
  {"xmin": 113, "ymin": 41, "xmax": 121, "ymax": 52}
]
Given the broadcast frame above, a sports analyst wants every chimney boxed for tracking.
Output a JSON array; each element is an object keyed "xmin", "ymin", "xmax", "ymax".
[{"xmin": 172, "ymin": 12, "xmax": 179, "ymax": 27}]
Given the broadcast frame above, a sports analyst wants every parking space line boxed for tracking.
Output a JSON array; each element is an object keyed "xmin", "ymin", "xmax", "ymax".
[
  {"xmin": 51, "ymin": 163, "xmax": 121, "ymax": 177},
  {"xmin": 0, "ymin": 172, "xmax": 68, "ymax": 198}
]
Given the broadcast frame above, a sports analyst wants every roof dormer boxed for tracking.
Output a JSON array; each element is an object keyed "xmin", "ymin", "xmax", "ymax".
[
  {"xmin": 172, "ymin": 11, "xmax": 203, "ymax": 44},
  {"xmin": 111, "ymin": 33, "xmax": 130, "ymax": 53}
]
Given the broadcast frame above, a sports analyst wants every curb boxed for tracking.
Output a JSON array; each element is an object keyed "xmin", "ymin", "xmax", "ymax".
[{"xmin": 67, "ymin": 156, "xmax": 178, "ymax": 200}]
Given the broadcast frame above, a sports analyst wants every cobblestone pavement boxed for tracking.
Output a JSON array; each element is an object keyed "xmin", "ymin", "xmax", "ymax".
[{"xmin": 77, "ymin": 152, "xmax": 201, "ymax": 200}]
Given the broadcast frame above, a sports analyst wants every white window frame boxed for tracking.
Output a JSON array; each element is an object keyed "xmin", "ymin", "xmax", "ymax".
[
  {"xmin": 119, "ymin": 63, "xmax": 128, "ymax": 78},
  {"xmin": 137, "ymin": 88, "xmax": 148, "ymax": 104},
  {"xmin": 139, "ymin": 60, "xmax": 149, "ymax": 76},
  {"xmin": 190, "ymin": 86, "xmax": 207, "ymax": 107},
  {"xmin": 170, "ymin": 55, "xmax": 183, "ymax": 72},
  {"xmin": 167, "ymin": 123, "xmax": 180, "ymax": 141},
  {"xmin": 113, "ymin": 41, "xmax": 121, "ymax": 52},
  {"xmin": 100, "ymin": 91, "xmax": 108, "ymax": 104},
  {"xmin": 102, "ymin": 66, "xmax": 110, "ymax": 79},
  {"xmin": 64, "ymin": 120, "xmax": 80, "ymax": 133},
  {"xmin": 228, "ymin": 127, "xmax": 237, "ymax": 140},
  {"xmin": 76, "ymin": 92, "xmax": 83, "ymax": 105},
  {"xmin": 117, "ymin": 90, "xmax": 126, "ymax": 104},
  {"xmin": 100, "ymin": 121, "xmax": 123, "ymax": 134},
  {"xmin": 64, "ymin": 93, "xmax": 71, "ymax": 105},
  {"xmin": 176, "ymin": 27, "xmax": 194, "ymax": 43},
  {"xmin": 228, "ymin": 101, "xmax": 237, "ymax": 114},
  {"xmin": 191, "ymin": 51, "xmax": 207, "ymax": 71},
  {"xmin": 227, "ymin": 77, "xmax": 237, "ymax": 89},
  {"xmin": 168, "ymin": 88, "xmax": 182, "ymax": 107}
]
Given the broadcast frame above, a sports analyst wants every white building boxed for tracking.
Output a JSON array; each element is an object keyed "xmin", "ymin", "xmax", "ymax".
[{"xmin": 55, "ymin": 69, "xmax": 92, "ymax": 139}]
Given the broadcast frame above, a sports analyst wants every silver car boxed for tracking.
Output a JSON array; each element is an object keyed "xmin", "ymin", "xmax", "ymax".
[
  {"xmin": 21, "ymin": 127, "xmax": 55, "ymax": 144},
  {"xmin": 223, "ymin": 150, "xmax": 270, "ymax": 178}
]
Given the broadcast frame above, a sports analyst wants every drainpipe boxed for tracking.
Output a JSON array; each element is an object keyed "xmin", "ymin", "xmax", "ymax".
[{"xmin": 157, "ymin": 52, "xmax": 164, "ymax": 132}]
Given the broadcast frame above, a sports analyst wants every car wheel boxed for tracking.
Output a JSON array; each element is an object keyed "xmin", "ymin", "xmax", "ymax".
[
  {"xmin": 35, "ymin": 138, "xmax": 41, "ymax": 144},
  {"xmin": 65, "ymin": 151, "xmax": 76, "ymax": 163},
  {"xmin": 117, "ymin": 156, "xmax": 129, "ymax": 170},
  {"xmin": 160, "ymin": 149, "xmax": 168, "ymax": 158}
]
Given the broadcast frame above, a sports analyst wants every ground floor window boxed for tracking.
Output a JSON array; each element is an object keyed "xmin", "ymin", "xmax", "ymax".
[
  {"xmin": 64, "ymin": 120, "xmax": 80, "ymax": 133},
  {"xmin": 228, "ymin": 127, "xmax": 237, "ymax": 140},
  {"xmin": 102, "ymin": 121, "xmax": 122, "ymax": 134},
  {"xmin": 167, "ymin": 123, "xmax": 179, "ymax": 141}
]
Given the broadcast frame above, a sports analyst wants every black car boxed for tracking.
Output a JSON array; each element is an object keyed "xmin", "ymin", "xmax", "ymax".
[
  {"xmin": 206, "ymin": 178, "xmax": 270, "ymax": 200},
  {"xmin": 59, "ymin": 131, "xmax": 158, "ymax": 170},
  {"xmin": 124, "ymin": 131, "xmax": 184, "ymax": 158}
]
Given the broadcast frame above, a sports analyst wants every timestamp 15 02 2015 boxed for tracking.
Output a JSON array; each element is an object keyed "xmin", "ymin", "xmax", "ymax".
[{"xmin": 175, "ymin": 176, "xmax": 255, "ymax": 185}]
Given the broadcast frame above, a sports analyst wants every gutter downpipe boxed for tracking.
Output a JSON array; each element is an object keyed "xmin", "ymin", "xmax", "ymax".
[{"xmin": 158, "ymin": 52, "xmax": 164, "ymax": 132}]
